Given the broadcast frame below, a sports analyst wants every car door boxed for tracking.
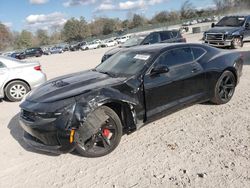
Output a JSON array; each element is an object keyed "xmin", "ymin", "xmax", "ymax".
[
  {"xmin": 25, "ymin": 49, "xmax": 32, "ymax": 57},
  {"xmin": 160, "ymin": 32, "xmax": 173, "ymax": 43},
  {"xmin": 144, "ymin": 47, "xmax": 205, "ymax": 119},
  {"xmin": 244, "ymin": 17, "xmax": 250, "ymax": 41},
  {"xmin": 0, "ymin": 61, "xmax": 8, "ymax": 97},
  {"xmin": 141, "ymin": 32, "xmax": 161, "ymax": 45}
]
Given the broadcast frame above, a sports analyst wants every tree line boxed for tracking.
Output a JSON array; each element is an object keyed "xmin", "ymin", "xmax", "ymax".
[{"xmin": 0, "ymin": 0, "xmax": 250, "ymax": 51}]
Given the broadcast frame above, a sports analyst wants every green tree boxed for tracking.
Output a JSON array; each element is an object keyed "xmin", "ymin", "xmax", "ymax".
[
  {"xmin": 15, "ymin": 30, "xmax": 33, "ymax": 49},
  {"xmin": 62, "ymin": 17, "xmax": 90, "ymax": 42},
  {"xmin": 36, "ymin": 29, "xmax": 49, "ymax": 46},
  {"xmin": 50, "ymin": 31, "xmax": 62, "ymax": 45},
  {"xmin": 180, "ymin": 0, "xmax": 197, "ymax": 19},
  {"xmin": 0, "ymin": 23, "xmax": 12, "ymax": 51},
  {"xmin": 130, "ymin": 14, "xmax": 146, "ymax": 29},
  {"xmin": 152, "ymin": 11, "xmax": 170, "ymax": 23}
]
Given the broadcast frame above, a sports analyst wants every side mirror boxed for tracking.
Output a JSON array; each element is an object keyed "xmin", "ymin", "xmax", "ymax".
[
  {"xmin": 151, "ymin": 65, "xmax": 169, "ymax": 75},
  {"xmin": 211, "ymin": 23, "xmax": 215, "ymax": 28},
  {"xmin": 245, "ymin": 23, "xmax": 249, "ymax": 29}
]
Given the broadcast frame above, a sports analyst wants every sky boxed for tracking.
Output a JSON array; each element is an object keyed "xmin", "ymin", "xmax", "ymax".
[{"xmin": 0, "ymin": 0, "xmax": 215, "ymax": 32}]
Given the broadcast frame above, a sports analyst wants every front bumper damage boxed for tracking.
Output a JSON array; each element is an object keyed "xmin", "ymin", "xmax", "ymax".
[
  {"xmin": 19, "ymin": 108, "xmax": 76, "ymax": 154},
  {"xmin": 19, "ymin": 96, "xmax": 96, "ymax": 154},
  {"xmin": 19, "ymin": 89, "xmax": 140, "ymax": 154}
]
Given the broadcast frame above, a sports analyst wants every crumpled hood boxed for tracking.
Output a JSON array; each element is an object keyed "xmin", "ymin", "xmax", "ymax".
[
  {"xmin": 206, "ymin": 26, "xmax": 243, "ymax": 34},
  {"xmin": 26, "ymin": 70, "xmax": 126, "ymax": 103}
]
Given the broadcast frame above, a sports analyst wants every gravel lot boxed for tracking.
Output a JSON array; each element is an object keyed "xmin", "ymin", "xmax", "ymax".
[{"xmin": 0, "ymin": 33, "xmax": 249, "ymax": 188}]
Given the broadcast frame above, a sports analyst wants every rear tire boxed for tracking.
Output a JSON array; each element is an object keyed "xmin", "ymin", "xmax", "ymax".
[
  {"xmin": 76, "ymin": 106, "xmax": 122, "ymax": 158},
  {"xmin": 5, "ymin": 81, "xmax": 30, "ymax": 102},
  {"xmin": 211, "ymin": 71, "xmax": 236, "ymax": 105}
]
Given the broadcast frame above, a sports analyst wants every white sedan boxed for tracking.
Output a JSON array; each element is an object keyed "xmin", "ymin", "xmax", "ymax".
[
  {"xmin": 103, "ymin": 40, "xmax": 118, "ymax": 47},
  {"xmin": 81, "ymin": 41, "xmax": 100, "ymax": 50},
  {"xmin": 0, "ymin": 56, "xmax": 47, "ymax": 101}
]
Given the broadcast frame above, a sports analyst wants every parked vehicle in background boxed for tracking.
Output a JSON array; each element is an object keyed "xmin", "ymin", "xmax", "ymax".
[
  {"xmin": 203, "ymin": 15, "xmax": 250, "ymax": 49},
  {"xmin": 69, "ymin": 42, "xmax": 86, "ymax": 51},
  {"xmin": 0, "ymin": 56, "xmax": 46, "ymax": 102},
  {"xmin": 93, "ymin": 39, "xmax": 102, "ymax": 44},
  {"xmin": 102, "ymin": 40, "xmax": 118, "ymax": 47},
  {"xmin": 102, "ymin": 30, "xmax": 186, "ymax": 62},
  {"xmin": 9, "ymin": 51, "xmax": 25, "ymax": 59},
  {"xmin": 191, "ymin": 20, "xmax": 198, "ymax": 25},
  {"xmin": 17, "ymin": 47, "xmax": 43, "ymax": 59},
  {"xmin": 81, "ymin": 41, "xmax": 100, "ymax": 50},
  {"xmin": 42, "ymin": 47, "xmax": 51, "ymax": 55},
  {"xmin": 19, "ymin": 43, "xmax": 243, "ymax": 157},
  {"xmin": 116, "ymin": 35, "xmax": 130, "ymax": 44},
  {"xmin": 61, "ymin": 44, "xmax": 70, "ymax": 51},
  {"xmin": 50, "ymin": 46, "xmax": 64, "ymax": 54}
]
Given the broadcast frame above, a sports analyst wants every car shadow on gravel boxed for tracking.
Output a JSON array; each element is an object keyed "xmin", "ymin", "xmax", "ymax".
[
  {"xmin": 242, "ymin": 51, "xmax": 250, "ymax": 65},
  {"xmin": 8, "ymin": 113, "xmax": 59, "ymax": 157}
]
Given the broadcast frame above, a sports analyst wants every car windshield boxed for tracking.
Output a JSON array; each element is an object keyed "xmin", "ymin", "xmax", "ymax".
[
  {"xmin": 216, "ymin": 16, "xmax": 246, "ymax": 27},
  {"xmin": 121, "ymin": 35, "xmax": 146, "ymax": 47},
  {"xmin": 96, "ymin": 51, "xmax": 152, "ymax": 76}
]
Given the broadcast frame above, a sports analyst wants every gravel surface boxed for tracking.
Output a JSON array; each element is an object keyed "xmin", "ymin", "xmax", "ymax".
[{"xmin": 0, "ymin": 33, "xmax": 249, "ymax": 188}]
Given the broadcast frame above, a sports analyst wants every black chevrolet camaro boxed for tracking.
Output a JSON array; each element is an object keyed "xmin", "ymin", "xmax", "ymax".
[{"xmin": 19, "ymin": 43, "xmax": 243, "ymax": 157}]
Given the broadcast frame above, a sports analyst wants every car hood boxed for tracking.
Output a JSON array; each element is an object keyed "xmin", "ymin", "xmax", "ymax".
[
  {"xmin": 26, "ymin": 70, "xmax": 126, "ymax": 103},
  {"xmin": 206, "ymin": 26, "xmax": 243, "ymax": 34}
]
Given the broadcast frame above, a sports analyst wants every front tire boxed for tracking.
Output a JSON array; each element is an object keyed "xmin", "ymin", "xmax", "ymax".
[
  {"xmin": 76, "ymin": 106, "xmax": 123, "ymax": 158},
  {"xmin": 231, "ymin": 37, "xmax": 243, "ymax": 49},
  {"xmin": 5, "ymin": 81, "xmax": 30, "ymax": 102},
  {"xmin": 211, "ymin": 71, "xmax": 236, "ymax": 105}
]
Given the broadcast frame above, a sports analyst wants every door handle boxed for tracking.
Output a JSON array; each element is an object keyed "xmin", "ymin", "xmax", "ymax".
[{"xmin": 192, "ymin": 67, "xmax": 199, "ymax": 73}]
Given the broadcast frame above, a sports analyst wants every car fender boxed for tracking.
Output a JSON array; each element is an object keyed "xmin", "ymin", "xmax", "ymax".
[
  {"xmin": 73, "ymin": 87, "xmax": 138, "ymax": 122},
  {"xmin": 231, "ymin": 28, "xmax": 244, "ymax": 38},
  {"xmin": 70, "ymin": 87, "xmax": 140, "ymax": 144}
]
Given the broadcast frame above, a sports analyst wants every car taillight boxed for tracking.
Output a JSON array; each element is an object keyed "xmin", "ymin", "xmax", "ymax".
[{"xmin": 34, "ymin": 65, "xmax": 41, "ymax": 71}]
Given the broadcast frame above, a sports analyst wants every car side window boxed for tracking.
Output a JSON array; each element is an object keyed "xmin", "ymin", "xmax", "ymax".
[
  {"xmin": 160, "ymin": 32, "xmax": 171, "ymax": 41},
  {"xmin": 171, "ymin": 31, "xmax": 178, "ymax": 38},
  {"xmin": 156, "ymin": 47, "xmax": 193, "ymax": 67},
  {"xmin": 0, "ymin": 61, "xmax": 6, "ymax": 68},
  {"xmin": 247, "ymin": 17, "xmax": 250, "ymax": 24},
  {"xmin": 191, "ymin": 47, "xmax": 206, "ymax": 59},
  {"xmin": 246, "ymin": 17, "xmax": 250, "ymax": 28},
  {"xmin": 142, "ymin": 33, "xmax": 160, "ymax": 44}
]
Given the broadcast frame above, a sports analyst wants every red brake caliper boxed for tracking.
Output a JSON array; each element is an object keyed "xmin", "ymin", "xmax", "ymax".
[{"xmin": 102, "ymin": 128, "xmax": 110, "ymax": 138}]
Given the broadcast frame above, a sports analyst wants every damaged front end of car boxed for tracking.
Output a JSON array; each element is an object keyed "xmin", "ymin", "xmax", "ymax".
[{"xmin": 19, "ymin": 86, "xmax": 142, "ymax": 154}]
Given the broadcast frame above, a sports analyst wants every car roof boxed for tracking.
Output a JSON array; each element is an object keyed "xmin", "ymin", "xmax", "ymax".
[
  {"xmin": 125, "ymin": 43, "xmax": 191, "ymax": 53},
  {"xmin": 223, "ymin": 15, "xmax": 250, "ymax": 18},
  {"xmin": 151, "ymin": 30, "xmax": 179, "ymax": 34}
]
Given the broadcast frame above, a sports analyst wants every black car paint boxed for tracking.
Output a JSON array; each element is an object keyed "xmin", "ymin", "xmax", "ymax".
[
  {"xmin": 102, "ymin": 30, "xmax": 186, "ymax": 62},
  {"xmin": 19, "ymin": 43, "xmax": 243, "ymax": 154},
  {"xmin": 204, "ymin": 15, "xmax": 250, "ymax": 47}
]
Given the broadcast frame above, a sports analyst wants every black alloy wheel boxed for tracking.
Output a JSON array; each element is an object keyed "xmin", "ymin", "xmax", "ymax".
[
  {"xmin": 211, "ymin": 71, "xmax": 236, "ymax": 104},
  {"xmin": 76, "ymin": 106, "xmax": 122, "ymax": 157}
]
